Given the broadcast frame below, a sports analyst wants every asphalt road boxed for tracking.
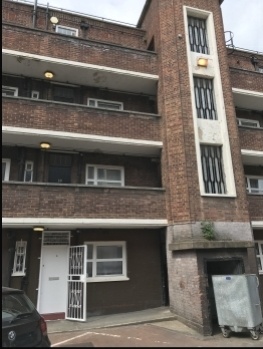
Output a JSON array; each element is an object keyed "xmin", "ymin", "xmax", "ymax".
[{"xmin": 49, "ymin": 322, "xmax": 263, "ymax": 347}]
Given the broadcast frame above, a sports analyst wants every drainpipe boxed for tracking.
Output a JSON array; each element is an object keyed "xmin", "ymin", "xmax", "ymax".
[
  {"xmin": 46, "ymin": 2, "xmax": 49, "ymax": 30},
  {"xmin": 33, "ymin": 0, "xmax": 38, "ymax": 28}
]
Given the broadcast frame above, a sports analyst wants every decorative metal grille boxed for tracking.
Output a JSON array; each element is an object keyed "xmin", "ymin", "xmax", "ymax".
[
  {"xmin": 188, "ymin": 16, "xmax": 209, "ymax": 54},
  {"xmin": 68, "ymin": 246, "xmax": 85, "ymax": 275},
  {"xmin": 200, "ymin": 145, "xmax": 226, "ymax": 194},
  {"xmin": 12, "ymin": 241, "xmax": 27, "ymax": 275},
  {"xmin": 67, "ymin": 281, "xmax": 85, "ymax": 320},
  {"xmin": 194, "ymin": 77, "xmax": 217, "ymax": 120},
  {"xmin": 67, "ymin": 246, "xmax": 87, "ymax": 321},
  {"xmin": 43, "ymin": 232, "xmax": 70, "ymax": 245}
]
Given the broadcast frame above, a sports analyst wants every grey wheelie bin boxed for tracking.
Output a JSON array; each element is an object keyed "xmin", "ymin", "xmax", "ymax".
[{"xmin": 212, "ymin": 274, "xmax": 263, "ymax": 340}]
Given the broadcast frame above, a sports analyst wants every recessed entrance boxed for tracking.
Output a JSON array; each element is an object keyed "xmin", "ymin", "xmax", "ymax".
[{"xmin": 205, "ymin": 258, "xmax": 245, "ymax": 334}]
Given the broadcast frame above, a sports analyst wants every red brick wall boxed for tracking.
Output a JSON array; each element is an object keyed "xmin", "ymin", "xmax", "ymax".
[
  {"xmin": 140, "ymin": 0, "xmax": 251, "ymax": 224},
  {"xmin": 2, "ymin": 0, "xmax": 147, "ymax": 50},
  {"xmin": 238, "ymin": 128, "xmax": 263, "ymax": 152},
  {"xmin": 230, "ymin": 69, "xmax": 263, "ymax": 92},
  {"xmin": 2, "ymin": 183, "xmax": 166, "ymax": 219},
  {"xmin": 248, "ymin": 195, "xmax": 263, "ymax": 221},
  {"xmin": 3, "ymin": 97, "xmax": 160, "ymax": 141},
  {"xmin": 3, "ymin": 24, "xmax": 157, "ymax": 75}
]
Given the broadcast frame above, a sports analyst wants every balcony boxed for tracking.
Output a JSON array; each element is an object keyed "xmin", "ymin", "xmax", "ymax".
[
  {"xmin": 239, "ymin": 127, "xmax": 263, "ymax": 152},
  {"xmin": 247, "ymin": 194, "xmax": 263, "ymax": 221},
  {"xmin": 2, "ymin": 25, "xmax": 158, "ymax": 95},
  {"xmin": 2, "ymin": 97, "xmax": 162, "ymax": 156},
  {"xmin": 2, "ymin": 182, "xmax": 166, "ymax": 223}
]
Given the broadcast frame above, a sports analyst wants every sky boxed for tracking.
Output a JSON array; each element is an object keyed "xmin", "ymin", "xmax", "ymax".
[{"xmin": 31, "ymin": 0, "xmax": 263, "ymax": 52}]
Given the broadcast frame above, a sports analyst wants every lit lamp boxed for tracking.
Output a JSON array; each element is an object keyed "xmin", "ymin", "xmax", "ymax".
[
  {"xmin": 197, "ymin": 58, "xmax": 209, "ymax": 67},
  {"xmin": 44, "ymin": 71, "xmax": 54, "ymax": 79},
  {"xmin": 33, "ymin": 226, "xmax": 45, "ymax": 232},
  {"xmin": 50, "ymin": 16, "xmax": 59, "ymax": 27},
  {"xmin": 40, "ymin": 142, "xmax": 51, "ymax": 149}
]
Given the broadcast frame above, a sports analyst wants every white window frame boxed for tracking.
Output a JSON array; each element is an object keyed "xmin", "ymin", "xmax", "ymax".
[
  {"xmin": 2, "ymin": 86, "xmax": 18, "ymax": 97},
  {"xmin": 255, "ymin": 241, "xmax": 263, "ymax": 274},
  {"xmin": 23, "ymin": 161, "xmax": 34, "ymax": 182},
  {"xmin": 84, "ymin": 241, "xmax": 128, "ymax": 282},
  {"xmin": 237, "ymin": 118, "xmax": 260, "ymax": 128},
  {"xmin": 31, "ymin": 90, "xmax": 39, "ymax": 99},
  {"xmin": 86, "ymin": 164, "xmax": 125, "ymax": 187},
  {"xmin": 2, "ymin": 158, "xmax": 11, "ymax": 181},
  {"xmin": 56, "ymin": 25, "xmax": 78, "ymax": 37},
  {"xmin": 12, "ymin": 240, "xmax": 27, "ymax": 276},
  {"xmin": 87, "ymin": 98, "xmax": 124, "ymax": 111},
  {"xmin": 246, "ymin": 176, "xmax": 263, "ymax": 194}
]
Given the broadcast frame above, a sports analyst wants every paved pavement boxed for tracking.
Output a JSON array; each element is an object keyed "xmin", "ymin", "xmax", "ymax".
[{"xmin": 47, "ymin": 307, "xmax": 263, "ymax": 347}]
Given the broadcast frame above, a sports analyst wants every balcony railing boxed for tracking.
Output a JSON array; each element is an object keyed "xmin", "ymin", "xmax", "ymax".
[
  {"xmin": 2, "ymin": 25, "xmax": 157, "ymax": 75},
  {"xmin": 2, "ymin": 182, "xmax": 166, "ymax": 220},
  {"xmin": 247, "ymin": 194, "xmax": 263, "ymax": 221},
  {"xmin": 238, "ymin": 127, "xmax": 263, "ymax": 152},
  {"xmin": 2, "ymin": 96, "xmax": 161, "ymax": 142}
]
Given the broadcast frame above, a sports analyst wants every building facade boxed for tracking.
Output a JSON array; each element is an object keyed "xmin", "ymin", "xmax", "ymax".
[{"xmin": 2, "ymin": 0, "xmax": 263, "ymax": 336}]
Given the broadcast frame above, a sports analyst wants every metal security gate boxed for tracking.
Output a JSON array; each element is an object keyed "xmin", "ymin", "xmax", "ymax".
[{"xmin": 66, "ymin": 246, "xmax": 87, "ymax": 321}]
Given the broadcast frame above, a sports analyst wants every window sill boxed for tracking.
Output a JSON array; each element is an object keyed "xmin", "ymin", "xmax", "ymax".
[
  {"xmin": 12, "ymin": 273, "xmax": 26, "ymax": 277},
  {"xmin": 86, "ymin": 276, "xmax": 129, "ymax": 283},
  {"xmin": 201, "ymin": 193, "xmax": 237, "ymax": 198}
]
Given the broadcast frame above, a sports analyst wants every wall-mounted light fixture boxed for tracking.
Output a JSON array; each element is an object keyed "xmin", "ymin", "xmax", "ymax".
[
  {"xmin": 33, "ymin": 226, "xmax": 45, "ymax": 232},
  {"xmin": 197, "ymin": 58, "xmax": 209, "ymax": 67},
  {"xmin": 44, "ymin": 71, "xmax": 54, "ymax": 79},
  {"xmin": 50, "ymin": 16, "xmax": 59, "ymax": 27},
  {"xmin": 40, "ymin": 142, "xmax": 51, "ymax": 149},
  {"xmin": 80, "ymin": 21, "xmax": 89, "ymax": 30}
]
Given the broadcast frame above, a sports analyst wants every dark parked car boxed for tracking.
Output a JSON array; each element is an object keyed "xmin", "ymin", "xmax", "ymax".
[{"xmin": 2, "ymin": 287, "xmax": 51, "ymax": 347}]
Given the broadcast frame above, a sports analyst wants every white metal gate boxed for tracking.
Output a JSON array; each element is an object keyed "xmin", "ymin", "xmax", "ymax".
[{"xmin": 66, "ymin": 245, "xmax": 87, "ymax": 321}]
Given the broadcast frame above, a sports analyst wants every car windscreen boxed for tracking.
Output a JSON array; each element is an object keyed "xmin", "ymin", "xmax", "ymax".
[{"xmin": 2, "ymin": 293, "xmax": 36, "ymax": 323}]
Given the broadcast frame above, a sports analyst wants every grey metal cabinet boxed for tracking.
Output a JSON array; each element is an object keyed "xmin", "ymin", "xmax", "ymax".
[{"xmin": 212, "ymin": 274, "xmax": 263, "ymax": 340}]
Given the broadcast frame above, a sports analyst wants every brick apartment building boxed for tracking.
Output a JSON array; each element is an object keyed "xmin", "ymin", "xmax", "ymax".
[{"xmin": 2, "ymin": 0, "xmax": 263, "ymax": 336}]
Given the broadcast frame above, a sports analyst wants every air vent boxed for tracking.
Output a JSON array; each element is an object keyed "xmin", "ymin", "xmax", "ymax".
[{"xmin": 43, "ymin": 231, "xmax": 70, "ymax": 245}]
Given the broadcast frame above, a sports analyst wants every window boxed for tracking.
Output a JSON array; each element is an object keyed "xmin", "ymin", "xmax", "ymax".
[
  {"xmin": 255, "ymin": 242, "xmax": 263, "ymax": 274},
  {"xmin": 56, "ymin": 25, "xmax": 78, "ymax": 36},
  {"xmin": 12, "ymin": 240, "xmax": 27, "ymax": 276},
  {"xmin": 188, "ymin": 16, "xmax": 209, "ymax": 54},
  {"xmin": 237, "ymin": 118, "xmax": 260, "ymax": 128},
  {"xmin": 2, "ymin": 159, "xmax": 11, "ymax": 181},
  {"xmin": 24, "ymin": 161, "xmax": 34, "ymax": 182},
  {"xmin": 53, "ymin": 85, "xmax": 75, "ymax": 103},
  {"xmin": 31, "ymin": 90, "xmax": 39, "ymax": 99},
  {"xmin": 2, "ymin": 86, "xmax": 18, "ymax": 97},
  {"xmin": 246, "ymin": 177, "xmax": 263, "ymax": 194},
  {"xmin": 48, "ymin": 153, "xmax": 72, "ymax": 183},
  {"xmin": 194, "ymin": 77, "xmax": 217, "ymax": 120},
  {"xmin": 201, "ymin": 145, "xmax": 226, "ymax": 194},
  {"xmin": 85, "ymin": 241, "xmax": 128, "ymax": 282},
  {"xmin": 88, "ymin": 98, "xmax": 123, "ymax": 110},
  {"xmin": 86, "ymin": 165, "xmax": 124, "ymax": 186}
]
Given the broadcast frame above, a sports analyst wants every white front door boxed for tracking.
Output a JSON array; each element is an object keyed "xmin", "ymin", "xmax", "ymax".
[{"xmin": 37, "ymin": 232, "xmax": 70, "ymax": 315}]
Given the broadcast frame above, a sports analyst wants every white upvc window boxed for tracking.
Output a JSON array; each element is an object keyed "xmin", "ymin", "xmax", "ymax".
[
  {"xmin": 31, "ymin": 90, "xmax": 39, "ymax": 99},
  {"xmin": 12, "ymin": 240, "xmax": 27, "ymax": 276},
  {"xmin": 56, "ymin": 25, "xmax": 78, "ymax": 36},
  {"xmin": 246, "ymin": 176, "xmax": 263, "ymax": 194},
  {"xmin": 86, "ymin": 165, "xmax": 124, "ymax": 187},
  {"xmin": 87, "ymin": 98, "xmax": 124, "ymax": 111},
  {"xmin": 85, "ymin": 241, "xmax": 128, "ymax": 282},
  {"xmin": 2, "ymin": 159, "xmax": 11, "ymax": 181},
  {"xmin": 255, "ymin": 242, "xmax": 263, "ymax": 274},
  {"xmin": 237, "ymin": 118, "xmax": 260, "ymax": 128},
  {"xmin": 24, "ymin": 161, "xmax": 34, "ymax": 182},
  {"xmin": 2, "ymin": 86, "xmax": 18, "ymax": 97}
]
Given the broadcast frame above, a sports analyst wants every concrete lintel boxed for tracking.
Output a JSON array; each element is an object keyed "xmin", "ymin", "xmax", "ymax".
[{"xmin": 169, "ymin": 240, "xmax": 255, "ymax": 251}]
